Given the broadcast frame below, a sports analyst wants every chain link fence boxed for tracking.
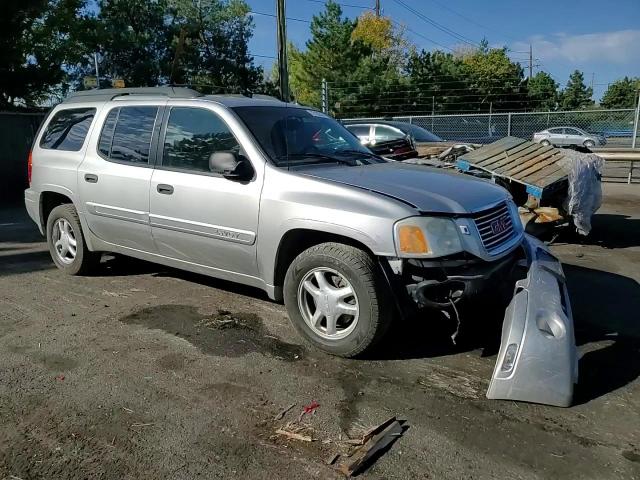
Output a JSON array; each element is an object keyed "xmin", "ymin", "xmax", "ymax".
[{"xmin": 345, "ymin": 108, "xmax": 639, "ymax": 148}]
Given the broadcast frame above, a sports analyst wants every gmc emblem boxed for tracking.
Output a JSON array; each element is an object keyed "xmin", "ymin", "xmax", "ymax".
[{"xmin": 490, "ymin": 216, "xmax": 510, "ymax": 235}]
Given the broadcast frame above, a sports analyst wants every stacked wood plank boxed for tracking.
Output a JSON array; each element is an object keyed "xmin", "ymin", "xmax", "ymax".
[{"xmin": 456, "ymin": 137, "xmax": 572, "ymax": 198}]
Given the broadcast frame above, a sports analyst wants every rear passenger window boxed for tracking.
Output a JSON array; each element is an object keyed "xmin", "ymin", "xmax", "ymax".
[
  {"xmin": 162, "ymin": 107, "xmax": 239, "ymax": 173},
  {"xmin": 40, "ymin": 108, "xmax": 96, "ymax": 151},
  {"xmin": 98, "ymin": 106, "xmax": 158, "ymax": 164}
]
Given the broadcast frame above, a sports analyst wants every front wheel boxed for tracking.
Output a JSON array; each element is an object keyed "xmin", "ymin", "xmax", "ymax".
[
  {"xmin": 583, "ymin": 140, "xmax": 595, "ymax": 148},
  {"xmin": 540, "ymin": 139, "xmax": 551, "ymax": 146},
  {"xmin": 283, "ymin": 242, "xmax": 392, "ymax": 357}
]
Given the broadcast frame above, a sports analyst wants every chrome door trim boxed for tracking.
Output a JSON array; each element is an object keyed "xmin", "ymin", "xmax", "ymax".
[{"xmin": 149, "ymin": 213, "xmax": 256, "ymax": 245}]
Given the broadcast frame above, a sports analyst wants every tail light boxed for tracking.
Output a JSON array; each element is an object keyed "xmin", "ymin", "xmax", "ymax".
[{"xmin": 27, "ymin": 150, "xmax": 33, "ymax": 185}]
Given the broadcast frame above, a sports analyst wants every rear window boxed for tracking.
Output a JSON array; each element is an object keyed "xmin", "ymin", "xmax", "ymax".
[
  {"xmin": 40, "ymin": 108, "xmax": 96, "ymax": 151},
  {"xmin": 98, "ymin": 106, "xmax": 159, "ymax": 164}
]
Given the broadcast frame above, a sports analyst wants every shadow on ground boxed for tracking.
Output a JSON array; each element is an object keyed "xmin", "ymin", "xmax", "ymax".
[{"xmin": 564, "ymin": 263, "xmax": 640, "ymax": 404}]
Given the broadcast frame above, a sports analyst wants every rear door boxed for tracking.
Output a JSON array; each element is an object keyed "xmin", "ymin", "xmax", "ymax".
[
  {"xmin": 149, "ymin": 102, "xmax": 263, "ymax": 278},
  {"xmin": 78, "ymin": 101, "xmax": 163, "ymax": 252},
  {"xmin": 373, "ymin": 125, "xmax": 405, "ymax": 144},
  {"xmin": 346, "ymin": 124, "xmax": 372, "ymax": 145}
]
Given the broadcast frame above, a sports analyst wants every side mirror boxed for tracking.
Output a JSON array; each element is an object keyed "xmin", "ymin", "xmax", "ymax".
[{"xmin": 209, "ymin": 151, "xmax": 253, "ymax": 181}]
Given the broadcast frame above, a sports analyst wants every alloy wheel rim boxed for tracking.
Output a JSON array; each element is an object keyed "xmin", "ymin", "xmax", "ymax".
[
  {"xmin": 297, "ymin": 267, "xmax": 359, "ymax": 340},
  {"xmin": 52, "ymin": 218, "xmax": 77, "ymax": 265}
]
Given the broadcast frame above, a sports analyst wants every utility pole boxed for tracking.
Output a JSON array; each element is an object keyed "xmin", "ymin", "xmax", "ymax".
[
  {"xmin": 590, "ymin": 72, "xmax": 595, "ymax": 91},
  {"xmin": 276, "ymin": 0, "xmax": 289, "ymax": 102},
  {"xmin": 321, "ymin": 78, "xmax": 328, "ymax": 114},
  {"xmin": 528, "ymin": 44, "xmax": 533, "ymax": 79},
  {"xmin": 375, "ymin": 0, "xmax": 381, "ymax": 16},
  {"xmin": 94, "ymin": 53, "xmax": 100, "ymax": 89}
]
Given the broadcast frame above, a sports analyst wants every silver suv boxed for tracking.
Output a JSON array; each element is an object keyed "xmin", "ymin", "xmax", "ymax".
[{"xmin": 25, "ymin": 87, "xmax": 576, "ymax": 405}]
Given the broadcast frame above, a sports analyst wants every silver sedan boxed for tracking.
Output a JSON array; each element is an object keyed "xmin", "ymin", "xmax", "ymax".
[{"xmin": 533, "ymin": 126, "xmax": 606, "ymax": 148}]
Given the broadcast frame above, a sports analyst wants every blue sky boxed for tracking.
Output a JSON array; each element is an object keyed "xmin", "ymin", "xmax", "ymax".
[{"xmin": 246, "ymin": 0, "xmax": 640, "ymax": 101}]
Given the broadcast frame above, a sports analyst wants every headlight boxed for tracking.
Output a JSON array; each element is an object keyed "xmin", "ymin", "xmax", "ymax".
[{"xmin": 394, "ymin": 216, "xmax": 463, "ymax": 258}]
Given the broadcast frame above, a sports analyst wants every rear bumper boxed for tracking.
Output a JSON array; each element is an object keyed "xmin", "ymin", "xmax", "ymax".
[
  {"xmin": 487, "ymin": 234, "xmax": 578, "ymax": 407},
  {"xmin": 24, "ymin": 188, "xmax": 42, "ymax": 235}
]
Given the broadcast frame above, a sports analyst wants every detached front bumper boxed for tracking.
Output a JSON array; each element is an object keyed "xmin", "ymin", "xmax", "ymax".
[{"xmin": 487, "ymin": 234, "xmax": 578, "ymax": 407}]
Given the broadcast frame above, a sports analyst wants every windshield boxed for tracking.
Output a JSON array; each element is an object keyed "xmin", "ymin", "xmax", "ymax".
[{"xmin": 232, "ymin": 106, "xmax": 384, "ymax": 167}]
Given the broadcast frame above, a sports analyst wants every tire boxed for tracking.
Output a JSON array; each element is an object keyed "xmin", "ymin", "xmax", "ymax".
[
  {"xmin": 46, "ymin": 204, "xmax": 100, "ymax": 275},
  {"xmin": 540, "ymin": 139, "xmax": 551, "ymax": 146},
  {"xmin": 283, "ymin": 242, "xmax": 392, "ymax": 358},
  {"xmin": 583, "ymin": 140, "xmax": 595, "ymax": 148}
]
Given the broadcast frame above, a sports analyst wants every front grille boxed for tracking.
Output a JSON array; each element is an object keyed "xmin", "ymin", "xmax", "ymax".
[{"xmin": 472, "ymin": 202, "xmax": 517, "ymax": 254}]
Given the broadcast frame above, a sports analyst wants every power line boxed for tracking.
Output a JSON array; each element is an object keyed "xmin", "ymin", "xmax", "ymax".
[
  {"xmin": 391, "ymin": 19, "xmax": 455, "ymax": 52},
  {"xmin": 305, "ymin": 0, "xmax": 374, "ymax": 10},
  {"xmin": 422, "ymin": 0, "xmax": 520, "ymax": 43},
  {"xmin": 390, "ymin": 0, "xmax": 481, "ymax": 47},
  {"xmin": 249, "ymin": 10, "xmax": 311, "ymax": 24}
]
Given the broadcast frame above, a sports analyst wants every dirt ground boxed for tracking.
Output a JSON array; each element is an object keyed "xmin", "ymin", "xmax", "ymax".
[{"xmin": 1, "ymin": 183, "xmax": 639, "ymax": 480}]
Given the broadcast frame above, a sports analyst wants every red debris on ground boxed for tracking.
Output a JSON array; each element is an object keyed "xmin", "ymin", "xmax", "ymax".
[{"xmin": 298, "ymin": 400, "xmax": 320, "ymax": 421}]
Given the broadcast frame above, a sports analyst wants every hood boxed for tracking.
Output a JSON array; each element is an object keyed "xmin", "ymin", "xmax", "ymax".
[{"xmin": 297, "ymin": 162, "xmax": 510, "ymax": 214}]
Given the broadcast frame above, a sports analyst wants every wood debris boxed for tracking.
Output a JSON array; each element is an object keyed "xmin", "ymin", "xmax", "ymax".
[
  {"xmin": 274, "ymin": 403, "xmax": 296, "ymax": 421},
  {"xmin": 275, "ymin": 428, "xmax": 312, "ymax": 442},
  {"xmin": 337, "ymin": 418, "xmax": 405, "ymax": 477}
]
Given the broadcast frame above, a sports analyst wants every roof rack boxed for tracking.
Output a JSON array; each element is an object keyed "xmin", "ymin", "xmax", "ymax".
[{"xmin": 64, "ymin": 87, "xmax": 203, "ymax": 103}]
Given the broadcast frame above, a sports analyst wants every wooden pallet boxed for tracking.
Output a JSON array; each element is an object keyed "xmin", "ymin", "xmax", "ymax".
[{"xmin": 456, "ymin": 137, "xmax": 570, "ymax": 198}]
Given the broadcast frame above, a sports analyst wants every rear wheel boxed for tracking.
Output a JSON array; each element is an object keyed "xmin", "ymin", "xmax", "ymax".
[
  {"xmin": 46, "ymin": 204, "xmax": 100, "ymax": 275},
  {"xmin": 283, "ymin": 242, "xmax": 392, "ymax": 357}
]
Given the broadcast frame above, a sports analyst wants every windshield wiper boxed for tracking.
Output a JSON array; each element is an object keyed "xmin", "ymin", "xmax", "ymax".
[
  {"xmin": 334, "ymin": 149, "xmax": 384, "ymax": 163},
  {"xmin": 276, "ymin": 153, "xmax": 359, "ymax": 166}
]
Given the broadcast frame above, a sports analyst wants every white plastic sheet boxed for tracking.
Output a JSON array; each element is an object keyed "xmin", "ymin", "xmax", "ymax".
[{"xmin": 560, "ymin": 149, "xmax": 605, "ymax": 236}]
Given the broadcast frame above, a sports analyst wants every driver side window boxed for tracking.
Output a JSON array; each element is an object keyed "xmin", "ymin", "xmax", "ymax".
[{"xmin": 162, "ymin": 107, "xmax": 240, "ymax": 173}]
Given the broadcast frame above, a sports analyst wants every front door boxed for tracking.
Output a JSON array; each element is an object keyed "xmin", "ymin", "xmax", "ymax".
[
  {"xmin": 78, "ymin": 102, "xmax": 162, "ymax": 252},
  {"xmin": 149, "ymin": 103, "xmax": 263, "ymax": 278}
]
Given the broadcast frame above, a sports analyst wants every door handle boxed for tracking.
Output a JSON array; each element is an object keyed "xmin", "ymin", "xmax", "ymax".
[
  {"xmin": 84, "ymin": 173, "xmax": 98, "ymax": 183},
  {"xmin": 157, "ymin": 184, "xmax": 174, "ymax": 195}
]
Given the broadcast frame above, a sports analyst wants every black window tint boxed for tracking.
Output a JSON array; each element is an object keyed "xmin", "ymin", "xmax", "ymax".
[
  {"xmin": 40, "ymin": 108, "xmax": 96, "ymax": 151},
  {"xmin": 109, "ymin": 106, "xmax": 158, "ymax": 164},
  {"xmin": 98, "ymin": 108, "xmax": 118, "ymax": 157},
  {"xmin": 162, "ymin": 107, "xmax": 239, "ymax": 172}
]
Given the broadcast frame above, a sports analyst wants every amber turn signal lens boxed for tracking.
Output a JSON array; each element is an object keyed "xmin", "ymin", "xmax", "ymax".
[{"xmin": 397, "ymin": 225, "xmax": 429, "ymax": 254}]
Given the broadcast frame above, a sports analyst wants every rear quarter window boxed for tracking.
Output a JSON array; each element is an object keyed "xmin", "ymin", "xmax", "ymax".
[{"xmin": 40, "ymin": 108, "xmax": 96, "ymax": 151}]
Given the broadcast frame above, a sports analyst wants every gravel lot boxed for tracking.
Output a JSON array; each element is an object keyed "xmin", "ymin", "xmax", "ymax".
[{"xmin": 1, "ymin": 183, "xmax": 639, "ymax": 479}]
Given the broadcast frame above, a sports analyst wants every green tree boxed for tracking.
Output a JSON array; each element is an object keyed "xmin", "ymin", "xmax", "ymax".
[
  {"xmin": 0, "ymin": 0, "xmax": 90, "ymax": 107},
  {"xmin": 461, "ymin": 47, "xmax": 526, "ymax": 112},
  {"xmin": 527, "ymin": 71, "xmax": 558, "ymax": 111},
  {"xmin": 406, "ymin": 50, "xmax": 466, "ymax": 114},
  {"xmin": 560, "ymin": 70, "xmax": 594, "ymax": 110},
  {"xmin": 289, "ymin": 1, "xmax": 367, "ymax": 108},
  {"xmin": 92, "ymin": 0, "xmax": 174, "ymax": 87},
  {"xmin": 169, "ymin": 0, "xmax": 263, "ymax": 93},
  {"xmin": 600, "ymin": 77, "xmax": 640, "ymax": 108}
]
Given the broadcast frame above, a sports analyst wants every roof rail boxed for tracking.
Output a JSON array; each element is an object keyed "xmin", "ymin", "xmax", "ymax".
[{"xmin": 64, "ymin": 87, "xmax": 203, "ymax": 103}]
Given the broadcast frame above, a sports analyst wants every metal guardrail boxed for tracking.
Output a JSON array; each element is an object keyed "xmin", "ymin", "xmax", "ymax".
[{"xmin": 594, "ymin": 148, "xmax": 639, "ymax": 184}]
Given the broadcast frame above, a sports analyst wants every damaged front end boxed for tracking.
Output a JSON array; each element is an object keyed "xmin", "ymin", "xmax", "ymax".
[
  {"xmin": 486, "ymin": 234, "xmax": 578, "ymax": 407},
  {"xmin": 383, "ymin": 234, "xmax": 578, "ymax": 407}
]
